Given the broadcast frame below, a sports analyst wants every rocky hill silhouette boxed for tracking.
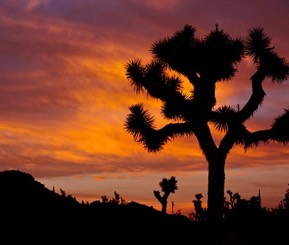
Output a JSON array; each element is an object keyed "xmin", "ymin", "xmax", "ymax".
[
  {"xmin": 0, "ymin": 170, "xmax": 203, "ymax": 243},
  {"xmin": 0, "ymin": 170, "xmax": 79, "ymax": 210}
]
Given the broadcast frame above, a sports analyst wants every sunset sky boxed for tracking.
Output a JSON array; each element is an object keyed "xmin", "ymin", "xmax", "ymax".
[{"xmin": 1, "ymin": 0, "xmax": 289, "ymax": 216}]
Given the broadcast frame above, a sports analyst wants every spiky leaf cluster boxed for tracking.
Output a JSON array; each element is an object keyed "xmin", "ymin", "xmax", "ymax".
[
  {"xmin": 245, "ymin": 27, "xmax": 272, "ymax": 62},
  {"xmin": 152, "ymin": 24, "xmax": 245, "ymax": 82},
  {"xmin": 211, "ymin": 106, "xmax": 237, "ymax": 132},
  {"xmin": 271, "ymin": 108, "xmax": 289, "ymax": 143},
  {"xmin": 159, "ymin": 176, "xmax": 178, "ymax": 193},
  {"xmin": 126, "ymin": 59, "xmax": 184, "ymax": 100},
  {"xmin": 124, "ymin": 103, "xmax": 176, "ymax": 152},
  {"xmin": 245, "ymin": 27, "xmax": 289, "ymax": 83}
]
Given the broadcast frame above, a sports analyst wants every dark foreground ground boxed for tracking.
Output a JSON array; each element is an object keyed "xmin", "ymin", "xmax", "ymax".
[
  {"xmin": 0, "ymin": 170, "xmax": 288, "ymax": 244},
  {"xmin": 2, "ymin": 207, "xmax": 287, "ymax": 245}
]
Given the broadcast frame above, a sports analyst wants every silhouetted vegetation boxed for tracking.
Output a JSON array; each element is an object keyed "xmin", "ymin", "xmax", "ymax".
[
  {"xmin": 153, "ymin": 176, "xmax": 178, "ymax": 213},
  {"xmin": 271, "ymin": 183, "xmax": 289, "ymax": 224},
  {"xmin": 124, "ymin": 24, "xmax": 289, "ymax": 224},
  {"xmin": 100, "ymin": 191, "xmax": 127, "ymax": 205},
  {"xmin": 191, "ymin": 193, "xmax": 206, "ymax": 222},
  {"xmin": 1, "ymin": 169, "xmax": 289, "ymax": 244},
  {"xmin": 0, "ymin": 170, "xmax": 195, "ymax": 243}
]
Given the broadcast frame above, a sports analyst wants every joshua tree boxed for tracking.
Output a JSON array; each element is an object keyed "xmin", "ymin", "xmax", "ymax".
[
  {"xmin": 153, "ymin": 176, "xmax": 178, "ymax": 213},
  {"xmin": 124, "ymin": 24, "xmax": 289, "ymax": 223},
  {"xmin": 225, "ymin": 190, "xmax": 241, "ymax": 209},
  {"xmin": 101, "ymin": 191, "xmax": 127, "ymax": 205},
  {"xmin": 192, "ymin": 193, "xmax": 205, "ymax": 222}
]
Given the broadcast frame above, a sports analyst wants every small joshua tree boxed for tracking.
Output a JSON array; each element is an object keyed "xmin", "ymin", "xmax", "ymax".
[
  {"xmin": 101, "ymin": 191, "xmax": 127, "ymax": 205},
  {"xmin": 153, "ymin": 176, "xmax": 178, "ymax": 213},
  {"xmin": 225, "ymin": 190, "xmax": 241, "ymax": 209},
  {"xmin": 192, "ymin": 193, "xmax": 206, "ymax": 222}
]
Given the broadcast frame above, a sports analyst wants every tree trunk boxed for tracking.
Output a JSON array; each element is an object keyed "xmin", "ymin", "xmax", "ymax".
[{"xmin": 207, "ymin": 155, "xmax": 225, "ymax": 224}]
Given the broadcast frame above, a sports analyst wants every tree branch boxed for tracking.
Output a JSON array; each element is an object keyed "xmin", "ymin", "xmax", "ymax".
[{"xmin": 238, "ymin": 69, "xmax": 266, "ymax": 122}]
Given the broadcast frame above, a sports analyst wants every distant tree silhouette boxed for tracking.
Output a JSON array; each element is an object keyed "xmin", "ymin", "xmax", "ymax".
[
  {"xmin": 276, "ymin": 184, "xmax": 289, "ymax": 211},
  {"xmin": 223, "ymin": 189, "xmax": 266, "ymax": 225},
  {"xmin": 272, "ymin": 184, "xmax": 289, "ymax": 221},
  {"xmin": 124, "ymin": 24, "xmax": 289, "ymax": 223},
  {"xmin": 192, "ymin": 193, "xmax": 206, "ymax": 222},
  {"xmin": 153, "ymin": 176, "xmax": 178, "ymax": 213},
  {"xmin": 109, "ymin": 191, "xmax": 127, "ymax": 205},
  {"xmin": 101, "ymin": 191, "xmax": 127, "ymax": 205},
  {"xmin": 60, "ymin": 188, "xmax": 66, "ymax": 197},
  {"xmin": 81, "ymin": 200, "xmax": 89, "ymax": 205},
  {"xmin": 224, "ymin": 190, "xmax": 261, "ymax": 211},
  {"xmin": 174, "ymin": 209, "xmax": 182, "ymax": 215},
  {"xmin": 101, "ymin": 195, "xmax": 109, "ymax": 203},
  {"xmin": 225, "ymin": 190, "xmax": 241, "ymax": 209}
]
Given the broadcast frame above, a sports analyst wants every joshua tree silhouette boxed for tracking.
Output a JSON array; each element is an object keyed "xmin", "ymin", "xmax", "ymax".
[
  {"xmin": 124, "ymin": 24, "xmax": 289, "ymax": 223},
  {"xmin": 153, "ymin": 176, "xmax": 178, "ymax": 213},
  {"xmin": 192, "ymin": 193, "xmax": 205, "ymax": 222}
]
